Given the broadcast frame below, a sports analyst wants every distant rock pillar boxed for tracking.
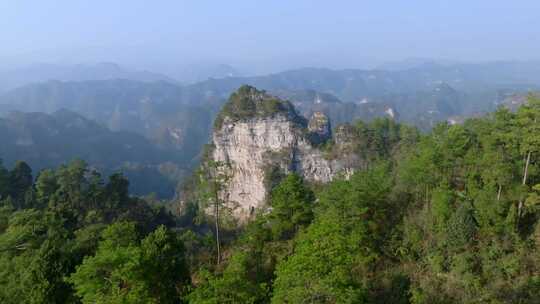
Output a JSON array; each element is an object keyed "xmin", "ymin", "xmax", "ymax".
[{"xmin": 308, "ymin": 111, "xmax": 331, "ymax": 144}]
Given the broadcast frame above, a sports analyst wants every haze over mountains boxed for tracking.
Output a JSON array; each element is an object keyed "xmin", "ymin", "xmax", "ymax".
[
  {"xmin": 0, "ymin": 59, "xmax": 539, "ymax": 198},
  {"xmin": 0, "ymin": 62, "xmax": 176, "ymax": 93},
  {"xmin": 5, "ymin": 1, "xmax": 540, "ymax": 302}
]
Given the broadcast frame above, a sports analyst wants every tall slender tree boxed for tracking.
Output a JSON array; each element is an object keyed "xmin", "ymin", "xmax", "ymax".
[
  {"xmin": 516, "ymin": 95, "xmax": 540, "ymax": 218},
  {"xmin": 199, "ymin": 160, "xmax": 231, "ymax": 265}
]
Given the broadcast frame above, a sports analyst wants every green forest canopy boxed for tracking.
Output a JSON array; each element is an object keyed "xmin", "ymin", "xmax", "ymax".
[{"xmin": 0, "ymin": 96, "xmax": 540, "ymax": 303}]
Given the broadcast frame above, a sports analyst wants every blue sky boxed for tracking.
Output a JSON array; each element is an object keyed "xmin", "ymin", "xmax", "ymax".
[{"xmin": 1, "ymin": 1, "xmax": 539, "ymax": 72}]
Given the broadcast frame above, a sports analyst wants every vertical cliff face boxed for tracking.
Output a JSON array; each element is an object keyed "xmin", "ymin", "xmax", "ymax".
[
  {"xmin": 209, "ymin": 86, "xmax": 357, "ymax": 219},
  {"xmin": 213, "ymin": 115, "xmax": 302, "ymax": 219}
]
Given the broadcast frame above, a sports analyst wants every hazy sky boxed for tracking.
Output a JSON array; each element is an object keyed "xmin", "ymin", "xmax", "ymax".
[{"xmin": 1, "ymin": 0, "xmax": 540, "ymax": 73}]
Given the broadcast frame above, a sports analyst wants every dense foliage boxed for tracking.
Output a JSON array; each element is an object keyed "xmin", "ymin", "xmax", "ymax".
[
  {"xmin": 1, "ymin": 96, "xmax": 540, "ymax": 303},
  {"xmin": 185, "ymin": 96, "xmax": 540, "ymax": 303},
  {"xmin": 0, "ymin": 159, "xmax": 184, "ymax": 303}
]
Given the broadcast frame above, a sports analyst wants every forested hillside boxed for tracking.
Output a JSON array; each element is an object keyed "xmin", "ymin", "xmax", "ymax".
[
  {"xmin": 0, "ymin": 110, "xmax": 183, "ymax": 198},
  {"xmin": 1, "ymin": 95, "xmax": 539, "ymax": 303}
]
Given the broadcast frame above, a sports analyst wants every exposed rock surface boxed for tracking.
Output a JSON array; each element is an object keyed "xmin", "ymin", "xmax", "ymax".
[
  {"xmin": 307, "ymin": 111, "xmax": 331, "ymax": 143},
  {"xmin": 210, "ymin": 86, "xmax": 357, "ymax": 219}
]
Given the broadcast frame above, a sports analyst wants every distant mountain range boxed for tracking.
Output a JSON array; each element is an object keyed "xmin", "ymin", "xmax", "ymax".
[
  {"xmin": 166, "ymin": 63, "xmax": 242, "ymax": 84},
  {"xmin": 376, "ymin": 58, "xmax": 462, "ymax": 71},
  {"xmin": 1, "ymin": 60, "xmax": 539, "ymax": 198},
  {"xmin": 0, "ymin": 62, "xmax": 176, "ymax": 93},
  {"xmin": 0, "ymin": 79, "xmax": 216, "ymax": 162},
  {"xmin": 0, "ymin": 62, "xmax": 246, "ymax": 93}
]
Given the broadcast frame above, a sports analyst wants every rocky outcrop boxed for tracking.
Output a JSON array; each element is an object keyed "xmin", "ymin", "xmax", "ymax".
[
  {"xmin": 307, "ymin": 111, "xmax": 331, "ymax": 144},
  {"xmin": 209, "ymin": 86, "xmax": 358, "ymax": 219}
]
